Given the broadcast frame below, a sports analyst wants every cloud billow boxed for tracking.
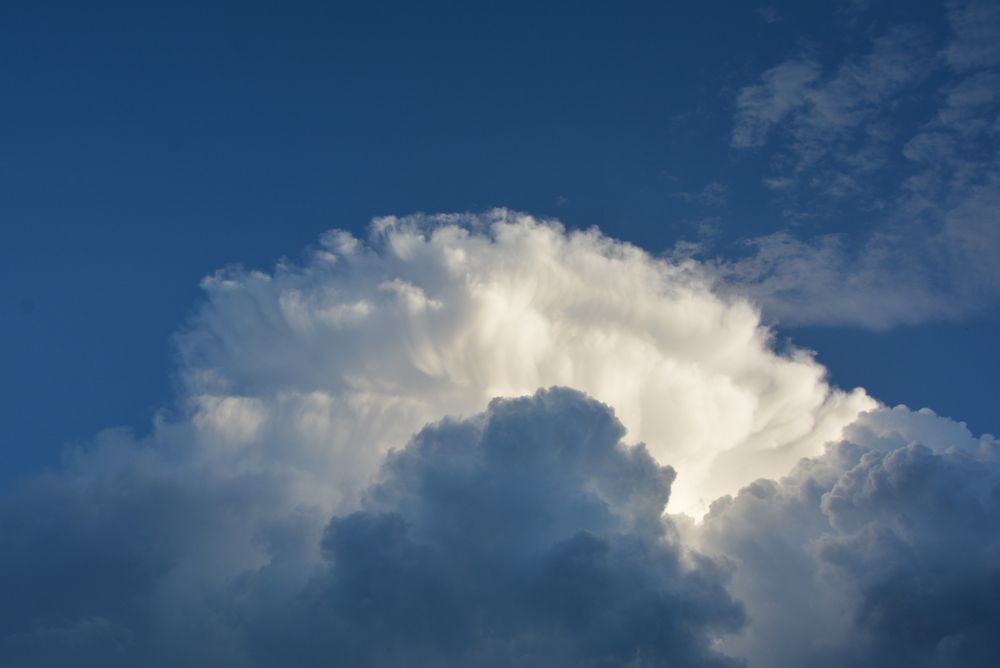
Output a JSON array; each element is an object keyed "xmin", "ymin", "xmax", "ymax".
[
  {"xmin": 0, "ymin": 388, "xmax": 748, "ymax": 667},
  {"xmin": 699, "ymin": 406, "xmax": 1000, "ymax": 667},
  {"xmin": 246, "ymin": 388, "xmax": 746, "ymax": 667}
]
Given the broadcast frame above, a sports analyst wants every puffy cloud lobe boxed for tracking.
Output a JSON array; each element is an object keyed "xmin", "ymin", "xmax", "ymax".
[
  {"xmin": 0, "ymin": 389, "xmax": 747, "ymax": 667},
  {"xmin": 7, "ymin": 393, "xmax": 996, "ymax": 667},
  {"xmin": 245, "ymin": 388, "xmax": 746, "ymax": 667},
  {"xmin": 699, "ymin": 406, "xmax": 1000, "ymax": 667},
  {"xmin": 177, "ymin": 210, "xmax": 871, "ymax": 516},
  {"xmin": 0, "ymin": 426, "xmax": 330, "ymax": 667}
]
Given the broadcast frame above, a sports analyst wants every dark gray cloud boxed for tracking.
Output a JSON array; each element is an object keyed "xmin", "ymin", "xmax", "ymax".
[
  {"xmin": 0, "ymin": 389, "xmax": 746, "ymax": 667},
  {"xmin": 0, "ymin": 430, "xmax": 327, "ymax": 667},
  {"xmin": 245, "ymin": 388, "xmax": 746, "ymax": 667},
  {"xmin": 3, "ymin": 388, "xmax": 998, "ymax": 667},
  {"xmin": 700, "ymin": 408, "xmax": 1000, "ymax": 667}
]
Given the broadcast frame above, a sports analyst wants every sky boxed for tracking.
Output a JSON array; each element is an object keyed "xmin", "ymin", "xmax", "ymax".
[{"xmin": 2, "ymin": 1, "xmax": 999, "ymax": 666}]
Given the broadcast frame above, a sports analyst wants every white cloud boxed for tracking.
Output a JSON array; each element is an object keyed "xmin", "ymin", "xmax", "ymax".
[{"xmin": 176, "ymin": 210, "xmax": 874, "ymax": 517}]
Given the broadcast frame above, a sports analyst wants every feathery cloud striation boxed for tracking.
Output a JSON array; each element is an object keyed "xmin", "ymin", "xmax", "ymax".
[{"xmin": 177, "ymin": 210, "xmax": 871, "ymax": 515}]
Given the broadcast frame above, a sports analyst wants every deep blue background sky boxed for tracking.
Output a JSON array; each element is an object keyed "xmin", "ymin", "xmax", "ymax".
[{"xmin": 3, "ymin": 0, "xmax": 997, "ymax": 480}]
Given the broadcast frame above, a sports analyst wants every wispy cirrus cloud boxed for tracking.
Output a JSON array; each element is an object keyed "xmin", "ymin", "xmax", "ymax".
[
  {"xmin": 732, "ymin": 25, "xmax": 932, "ymax": 186},
  {"xmin": 731, "ymin": 57, "xmax": 821, "ymax": 150},
  {"xmin": 721, "ymin": 1, "xmax": 1000, "ymax": 329},
  {"xmin": 670, "ymin": 181, "xmax": 729, "ymax": 208},
  {"xmin": 945, "ymin": 0, "xmax": 1000, "ymax": 70}
]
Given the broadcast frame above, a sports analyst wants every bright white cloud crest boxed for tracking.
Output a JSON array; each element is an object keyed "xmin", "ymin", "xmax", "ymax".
[{"xmin": 177, "ymin": 210, "xmax": 874, "ymax": 516}]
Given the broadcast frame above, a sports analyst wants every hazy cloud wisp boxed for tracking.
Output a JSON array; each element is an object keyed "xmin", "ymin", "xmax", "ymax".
[{"xmin": 723, "ymin": 2, "xmax": 1000, "ymax": 329}]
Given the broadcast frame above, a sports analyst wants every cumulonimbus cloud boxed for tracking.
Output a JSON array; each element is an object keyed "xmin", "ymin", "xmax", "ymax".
[{"xmin": 1, "ymin": 211, "xmax": 995, "ymax": 666}]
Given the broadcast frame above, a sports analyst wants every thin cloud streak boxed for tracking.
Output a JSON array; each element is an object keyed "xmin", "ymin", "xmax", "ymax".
[{"xmin": 721, "ymin": 2, "xmax": 1000, "ymax": 329}]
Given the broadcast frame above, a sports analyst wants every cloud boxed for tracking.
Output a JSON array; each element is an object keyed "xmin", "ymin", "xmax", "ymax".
[
  {"xmin": 756, "ymin": 6, "xmax": 779, "ymax": 25},
  {"xmin": 3, "ymin": 212, "xmax": 995, "ymax": 666},
  {"xmin": 0, "ymin": 429, "xmax": 312, "ymax": 667},
  {"xmin": 672, "ymin": 181, "xmax": 729, "ymax": 208},
  {"xmin": 715, "ymin": 155, "xmax": 1000, "ymax": 331},
  {"xmin": 176, "ymin": 211, "xmax": 872, "ymax": 516},
  {"xmin": 731, "ymin": 27, "xmax": 928, "ymax": 158},
  {"xmin": 243, "ymin": 388, "xmax": 747, "ymax": 667},
  {"xmin": 4, "ymin": 388, "xmax": 995, "ymax": 666},
  {"xmin": 936, "ymin": 71, "xmax": 1000, "ymax": 131},
  {"xmin": 721, "ymin": 7, "xmax": 1000, "ymax": 328},
  {"xmin": 946, "ymin": 0, "xmax": 1000, "ymax": 70},
  {"xmin": 709, "ymin": 230, "xmax": 967, "ymax": 329},
  {"xmin": 0, "ymin": 389, "xmax": 752, "ymax": 666},
  {"xmin": 731, "ymin": 58, "xmax": 820, "ymax": 149},
  {"xmin": 0, "ymin": 212, "xmax": 870, "ymax": 665},
  {"xmin": 5, "ymin": 390, "xmax": 996, "ymax": 668},
  {"xmin": 698, "ymin": 405, "xmax": 1000, "ymax": 667}
]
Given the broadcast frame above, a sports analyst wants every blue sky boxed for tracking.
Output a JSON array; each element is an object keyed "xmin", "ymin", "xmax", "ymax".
[
  {"xmin": 4, "ymin": 1, "xmax": 998, "ymax": 480},
  {"xmin": 2, "ymin": 2, "xmax": 1000, "ymax": 664}
]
